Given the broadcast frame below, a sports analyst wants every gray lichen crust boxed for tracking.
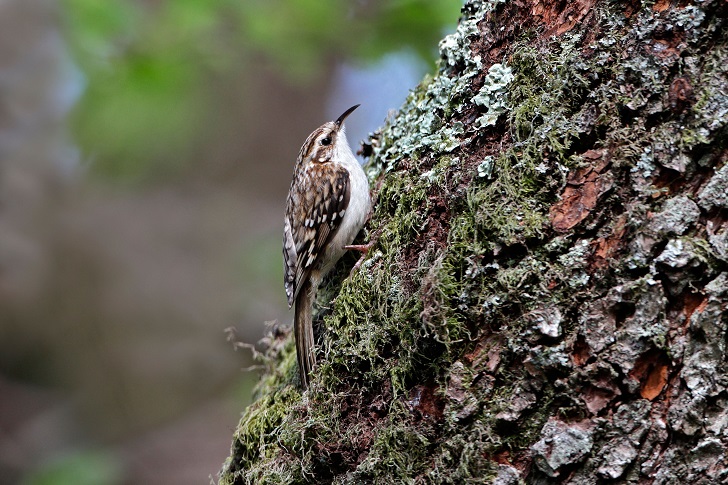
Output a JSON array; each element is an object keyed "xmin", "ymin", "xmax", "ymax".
[{"xmin": 221, "ymin": 1, "xmax": 728, "ymax": 483}]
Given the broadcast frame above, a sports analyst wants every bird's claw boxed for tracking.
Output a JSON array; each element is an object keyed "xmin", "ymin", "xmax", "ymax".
[{"xmin": 344, "ymin": 241, "xmax": 375, "ymax": 272}]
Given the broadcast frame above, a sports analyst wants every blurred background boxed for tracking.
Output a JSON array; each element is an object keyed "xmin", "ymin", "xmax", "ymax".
[{"xmin": 0, "ymin": 0, "xmax": 460, "ymax": 483}]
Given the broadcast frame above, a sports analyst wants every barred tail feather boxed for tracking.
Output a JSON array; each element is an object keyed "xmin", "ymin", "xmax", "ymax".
[{"xmin": 294, "ymin": 280, "xmax": 316, "ymax": 389}]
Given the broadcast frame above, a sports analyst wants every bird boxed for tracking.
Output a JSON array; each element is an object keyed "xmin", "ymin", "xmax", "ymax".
[{"xmin": 283, "ymin": 104, "xmax": 372, "ymax": 389}]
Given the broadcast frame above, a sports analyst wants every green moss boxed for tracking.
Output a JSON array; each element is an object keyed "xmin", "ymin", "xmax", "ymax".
[
  {"xmin": 320, "ymin": 270, "xmax": 426, "ymax": 391},
  {"xmin": 353, "ymin": 422, "xmax": 430, "ymax": 481},
  {"xmin": 428, "ymin": 433, "xmax": 499, "ymax": 484},
  {"xmin": 509, "ymin": 39, "xmax": 592, "ymax": 152},
  {"xmin": 375, "ymin": 172, "xmax": 430, "ymax": 249},
  {"xmin": 222, "ymin": 382, "xmax": 302, "ymax": 484}
]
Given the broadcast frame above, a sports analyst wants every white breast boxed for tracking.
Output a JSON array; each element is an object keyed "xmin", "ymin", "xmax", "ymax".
[{"xmin": 319, "ymin": 126, "xmax": 371, "ymax": 277}]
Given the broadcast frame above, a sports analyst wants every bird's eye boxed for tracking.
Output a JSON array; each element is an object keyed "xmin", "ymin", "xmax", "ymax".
[{"xmin": 320, "ymin": 136, "xmax": 332, "ymax": 146}]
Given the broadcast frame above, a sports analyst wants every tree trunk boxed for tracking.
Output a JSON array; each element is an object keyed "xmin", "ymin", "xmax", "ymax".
[{"xmin": 220, "ymin": 0, "xmax": 728, "ymax": 483}]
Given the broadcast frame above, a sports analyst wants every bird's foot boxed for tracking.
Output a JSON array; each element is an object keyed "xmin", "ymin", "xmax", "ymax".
[{"xmin": 344, "ymin": 241, "xmax": 375, "ymax": 272}]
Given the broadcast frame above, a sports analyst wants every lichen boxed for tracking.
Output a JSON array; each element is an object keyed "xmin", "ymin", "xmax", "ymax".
[
  {"xmin": 648, "ymin": 195, "xmax": 701, "ymax": 236},
  {"xmin": 473, "ymin": 63, "xmax": 514, "ymax": 127},
  {"xmin": 698, "ymin": 162, "xmax": 728, "ymax": 211},
  {"xmin": 368, "ymin": 0, "xmax": 509, "ymax": 175},
  {"xmin": 531, "ymin": 420, "xmax": 595, "ymax": 477}
]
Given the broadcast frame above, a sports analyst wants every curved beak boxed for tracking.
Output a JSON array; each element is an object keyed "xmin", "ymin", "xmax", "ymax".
[{"xmin": 334, "ymin": 104, "xmax": 360, "ymax": 130}]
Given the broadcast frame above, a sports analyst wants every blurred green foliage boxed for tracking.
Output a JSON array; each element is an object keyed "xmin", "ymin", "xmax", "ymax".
[
  {"xmin": 61, "ymin": 0, "xmax": 462, "ymax": 183},
  {"xmin": 239, "ymin": 0, "xmax": 461, "ymax": 76},
  {"xmin": 22, "ymin": 450, "xmax": 122, "ymax": 485}
]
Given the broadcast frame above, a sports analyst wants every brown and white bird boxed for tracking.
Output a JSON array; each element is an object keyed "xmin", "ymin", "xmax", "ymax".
[{"xmin": 283, "ymin": 104, "xmax": 371, "ymax": 389}]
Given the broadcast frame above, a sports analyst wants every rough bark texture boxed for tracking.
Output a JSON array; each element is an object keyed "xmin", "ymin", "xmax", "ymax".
[{"xmin": 220, "ymin": 0, "xmax": 728, "ymax": 483}]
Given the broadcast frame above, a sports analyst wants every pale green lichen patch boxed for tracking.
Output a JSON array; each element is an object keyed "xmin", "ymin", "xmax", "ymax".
[
  {"xmin": 476, "ymin": 155, "xmax": 495, "ymax": 178},
  {"xmin": 369, "ymin": 0, "xmax": 510, "ymax": 175},
  {"xmin": 473, "ymin": 63, "xmax": 514, "ymax": 127}
]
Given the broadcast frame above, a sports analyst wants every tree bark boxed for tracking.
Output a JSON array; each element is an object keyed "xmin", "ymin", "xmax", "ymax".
[{"xmin": 220, "ymin": 0, "xmax": 728, "ymax": 483}]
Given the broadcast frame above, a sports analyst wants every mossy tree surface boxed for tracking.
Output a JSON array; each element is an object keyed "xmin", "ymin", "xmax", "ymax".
[{"xmin": 221, "ymin": 0, "xmax": 728, "ymax": 483}]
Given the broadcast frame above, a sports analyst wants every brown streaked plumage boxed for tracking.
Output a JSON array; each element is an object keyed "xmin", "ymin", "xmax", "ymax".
[{"xmin": 283, "ymin": 105, "xmax": 371, "ymax": 389}]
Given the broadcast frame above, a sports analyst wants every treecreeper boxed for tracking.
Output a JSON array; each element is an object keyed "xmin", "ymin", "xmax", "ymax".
[{"xmin": 283, "ymin": 105, "xmax": 372, "ymax": 389}]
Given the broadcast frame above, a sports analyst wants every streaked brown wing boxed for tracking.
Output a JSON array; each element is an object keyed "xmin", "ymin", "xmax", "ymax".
[{"xmin": 283, "ymin": 163, "xmax": 350, "ymax": 307}]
